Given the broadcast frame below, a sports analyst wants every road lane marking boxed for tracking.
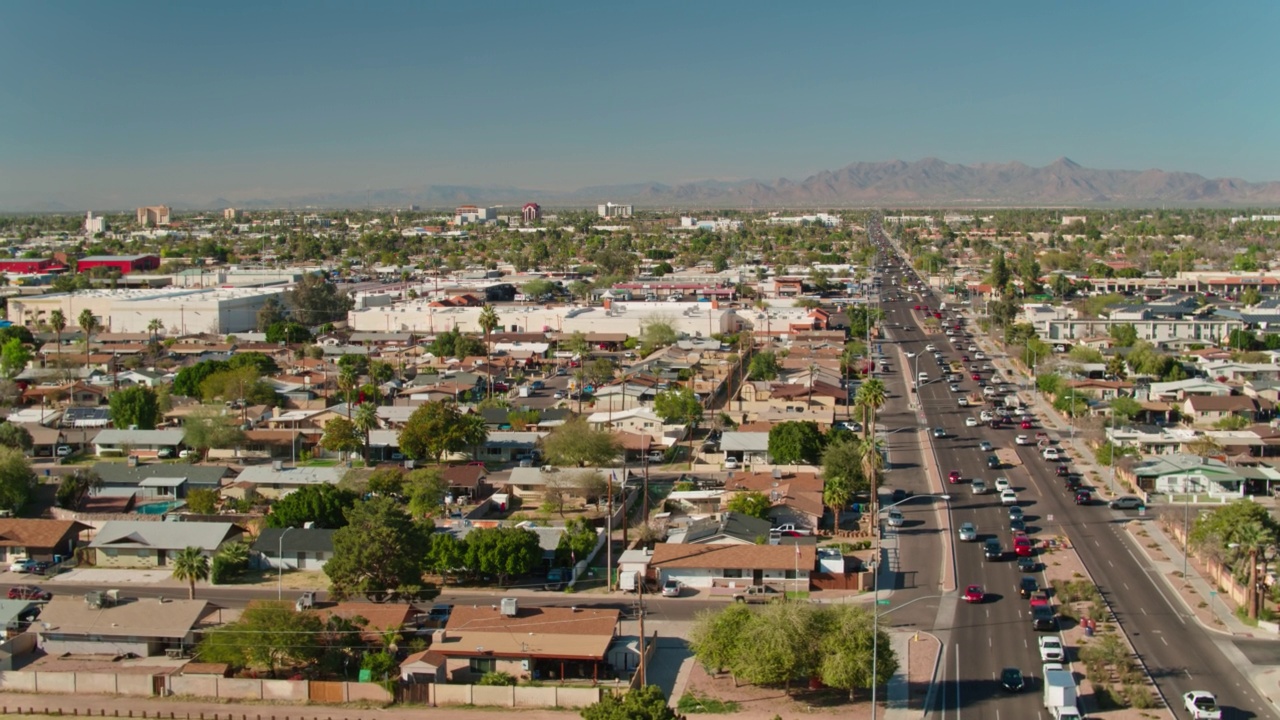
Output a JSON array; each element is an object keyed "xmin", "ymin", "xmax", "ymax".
[
  {"xmin": 1141, "ymin": 607, "xmax": 1147, "ymax": 615},
  {"xmin": 1108, "ymin": 560, "xmax": 1114, "ymax": 568},
  {"xmin": 1161, "ymin": 636, "xmax": 1168, "ymax": 646}
]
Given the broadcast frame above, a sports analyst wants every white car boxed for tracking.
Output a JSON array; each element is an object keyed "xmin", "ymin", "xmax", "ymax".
[
  {"xmin": 968, "ymin": 345, "xmax": 977, "ymax": 353},
  {"xmin": 958, "ymin": 522, "xmax": 978, "ymax": 541},
  {"xmin": 995, "ymin": 477, "xmax": 1011, "ymax": 492},
  {"xmin": 1038, "ymin": 636, "xmax": 1065, "ymax": 662},
  {"xmin": 974, "ymin": 351, "xmax": 986, "ymax": 360},
  {"xmin": 1015, "ymin": 435, "xmax": 1032, "ymax": 446},
  {"xmin": 949, "ymin": 383, "xmax": 961, "ymax": 393},
  {"xmin": 971, "ymin": 479, "xmax": 988, "ymax": 495},
  {"xmin": 1043, "ymin": 447, "xmax": 1061, "ymax": 461},
  {"xmin": 925, "ymin": 344, "xmax": 936, "ymax": 352},
  {"xmin": 957, "ymin": 397, "xmax": 969, "ymax": 407},
  {"xmin": 982, "ymin": 386, "xmax": 996, "ymax": 396},
  {"xmin": 906, "ymin": 351, "xmax": 916, "ymax": 358},
  {"xmin": 1183, "ymin": 691, "xmax": 1222, "ymax": 720},
  {"xmin": 724, "ymin": 458, "xmax": 739, "ymax": 470},
  {"xmin": 1000, "ymin": 489, "xmax": 1018, "ymax": 506},
  {"xmin": 979, "ymin": 410, "xmax": 993, "ymax": 422},
  {"xmin": 965, "ymin": 417, "xmax": 979, "ymax": 427},
  {"xmin": 886, "ymin": 509, "xmax": 905, "ymax": 528}
]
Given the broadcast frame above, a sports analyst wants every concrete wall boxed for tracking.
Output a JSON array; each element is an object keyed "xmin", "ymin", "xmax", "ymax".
[
  {"xmin": 346, "ymin": 682, "xmax": 393, "ymax": 703},
  {"xmin": 169, "ymin": 674, "xmax": 217, "ymax": 697},
  {"xmin": 262, "ymin": 678, "xmax": 308, "ymax": 701},
  {"xmin": 217, "ymin": 677, "xmax": 263, "ymax": 700},
  {"xmin": 430, "ymin": 684, "xmax": 602, "ymax": 708}
]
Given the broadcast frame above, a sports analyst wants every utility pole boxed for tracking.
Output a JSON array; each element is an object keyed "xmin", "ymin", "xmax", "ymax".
[{"xmin": 636, "ymin": 572, "xmax": 647, "ymax": 686}]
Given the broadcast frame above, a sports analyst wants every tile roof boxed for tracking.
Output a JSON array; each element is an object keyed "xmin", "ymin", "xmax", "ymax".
[
  {"xmin": 650, "ymin": 542, "xmax": 816, "ymax": 570},
  {"xmin": 437, "ymin": 605, "xmax": 619, "ymax": 661},
  {"xmin": 0, "ymin": 519, "xmax": 90, "ymax": 551}
]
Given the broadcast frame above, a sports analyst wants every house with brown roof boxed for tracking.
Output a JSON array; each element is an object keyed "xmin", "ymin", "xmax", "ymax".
[
  {"xmin": 313, "ymin": 602, "xmax": 415, "ymax": 644},
  {"xmin": 36, "ymin": 596, "xmax": 214, "ymax": 656},
  {"xmin": 649, "ymin": 542, "xmax": 816, "ymax": 590},
  {"xmin": 725, "ymin": 470, "xmax": 825, "ymax": 530},
  {"xmin": 0, "ymin": 519, "xmax": 91, "ymax": 563},
  {"xmin": 1183, "ymin": 395, "xmax": 1270, "ymax": 426},
  {"xmin": 433, "ymin": 600, "xmax": 619, "ymax": 683}
]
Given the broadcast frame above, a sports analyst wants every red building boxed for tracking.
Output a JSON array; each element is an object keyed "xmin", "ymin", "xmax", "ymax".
[
  {"xmin": 522, "ymin": 202, "xmax": 541, "ymax": 223},
  {"xmin": 0, "ymin": 259, "xmax": 64, "ymax": 274},
  {"xmin": 76, "ymin": 255, "xmax": 161, "ymax": 275}
]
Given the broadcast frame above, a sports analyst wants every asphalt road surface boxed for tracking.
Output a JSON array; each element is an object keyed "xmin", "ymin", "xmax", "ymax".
[{"xmin": 873, "ymin": 225, "xmax": 1276, "ymax": 719}]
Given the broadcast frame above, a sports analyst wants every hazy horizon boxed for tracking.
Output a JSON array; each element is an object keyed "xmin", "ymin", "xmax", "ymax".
[{"xmin": 2, "ymin": 1, "xmax": 1277, "ymax": 210}]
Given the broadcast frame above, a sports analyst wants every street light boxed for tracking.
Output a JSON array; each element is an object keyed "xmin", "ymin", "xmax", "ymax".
[
  {"xmin": 871, "ymin": 493, "xmax": 950, "ymax": 720},
  {"xmin": 277, "ymin": 526, "xmax": 293, "ymax": 600}
]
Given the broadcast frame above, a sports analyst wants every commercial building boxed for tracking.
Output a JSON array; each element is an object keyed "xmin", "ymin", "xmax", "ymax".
[
  {"xmin": 0, "ymin": 258, "xmax": 63, "ymax": 274},
  {"xmin": 135, "ymin": 205, "xmax": 170, "ymax": 227},
  {"xmin": 454, "ymin": 205, "xmax": 497, "ymax": 225},
  {"xmin": 522, "ymin": 202, "xmax": 542, "ymax": 223},
  {"xmin": 76, "ymin": 254, "xmax": 161, "ymax": 274},
  {"xmin": 222, "ymin": 208, "xmax": 240, "ymax": 220},
  {"xmin": 7, "ymin": 286, "xmax": 286, "ymax": 334},
  {"xmin": 84, "ymin": 211, "xmax": 107, "ymax": 234},
  {"xmin": 597, "ymin": 202, "xmax": 633, "ymax": 219}
]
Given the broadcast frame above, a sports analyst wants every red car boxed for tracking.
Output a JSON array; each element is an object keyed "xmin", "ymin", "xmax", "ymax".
[
  {"xmin": 961, "ymin": 355, "xmax": 970, "ymax": 362},
  {"xmin": 1029, "ymin": 591, "xmax": 1050, "ymax": 608},
  {"xmin": 971, "ymin": 373, "xmax": 981, "ymax": 381},
  {"xmin": 934, "ymin": 312, "xmax": 942, "ymax": 319},
  {"xmin": 913, "ymin": 305, "xmax": 922, "ymax": 311},
  {"xmin": 948, "ymin": 470, "xmax": 962, "ymax": 484},
  {"xmin": 1013, "ymin": 535, "xmax": 1034, "ymax": 557},
  {"xmin": 963, "ymin": 584, "xmax": 985, "ymax": 603},
  {"xmin": 7, "ymin": 585, "xmax": 50, "ymax": 601},
  {"xmin": 1020, "ymin": 420, "xmax": 1033, "ymax": 429}
]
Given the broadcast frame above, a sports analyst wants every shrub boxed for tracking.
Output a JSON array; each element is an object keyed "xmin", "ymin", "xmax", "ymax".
[{"xmin": 478, "ymin": 671, "xmax": 516, "ymax": 686}]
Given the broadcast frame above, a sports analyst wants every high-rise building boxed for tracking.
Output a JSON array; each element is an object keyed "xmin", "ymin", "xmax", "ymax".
[
  {"xmin": 522, "ymin": 203, "xmax": 542, "ymax": 223},
  {"xmin": 223, "ymin": 208, "xmax": 240, "ymax": 220},
  {"xmin": 84, "ymin": 211, "xmax": 107, "ymax": 234},
  {"xmin": 135, "ymin": 205, "xmax": 171, "ymax": 227},
  {"xmin": 597, "ymin": 202, "xmax": 633, "ymax": 219}
]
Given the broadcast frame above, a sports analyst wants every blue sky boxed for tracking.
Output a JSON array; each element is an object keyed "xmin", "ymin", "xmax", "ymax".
[{"xmin": 0, "ymin": 1, "xmax": 1276, "ymax": 209}]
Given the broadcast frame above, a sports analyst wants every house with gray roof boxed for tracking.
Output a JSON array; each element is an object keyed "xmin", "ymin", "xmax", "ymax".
[
  {"xmin": 93, "ymin": 428, "xmax": 185, "ymax": 457},
  {"xmin": 89, "ymin": 520, "xmax": 244, "ymax": 568},
  {"xmin": 93, "ymin": 462, "xmax": 228, "ymax": 500},
  {"xmin": 252, "ymin": 527, "xmax": 337, "ymax": 571},
  {"xmin": 232, "ymin": 463, "xmax": 346, "ymax": 499}
]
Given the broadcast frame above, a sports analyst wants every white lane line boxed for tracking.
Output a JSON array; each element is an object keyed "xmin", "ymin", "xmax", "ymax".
[
  {"xmin": 1108, "ymin": 560, "xmax": 1114, "ymax": 568},
  {"xmin": 1123, "ymin": 583, "xmax": 1129, "ymax": 590},
  {"xmin": 1185, "ymin": 668, "xmax": 1193, "ymax": 680},
  {"xmin": 1094, "ymin": 540, "xmax": 1101, "ymax": 547},
  {"xmin": 1161, "ymin": 636, "xmax": 1168, "ymax": 646},
  {"xmin": 989, "ymin": 637, "xmax": 992, "ymax": 648},
  {"xmin": 1141, "ymin": 607, "xmax": 1148, "ymax": 615}
]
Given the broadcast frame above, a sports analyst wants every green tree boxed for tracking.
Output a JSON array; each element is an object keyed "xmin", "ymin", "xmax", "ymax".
[
  {"xmin": 325, "ymin": 496, "xmax": 430, "ymax": 601},
  {"xmin": 255, "ymin": 296, "xmax": 288, "ymax": 332},
  {"xmin": 405, "ymin": 467, "xmax": 450, "ymax": 518},
  {"xmin": 365, "ymin": 466, "xmax": 404, "ymax": 496},
  {"xmin": 398, "ymin": 401, "xmax": 488, "ymax": 463},
  {"xmin": 1242, "ymin": 287, "xmax": 1263, "ymax": 307},
  {"xmin": 767, "ymin": 421, "xmax": 824, "ymax": 465},
  {"xmin": 265, "ymin": 484, "xmax": 358, "ymax": 529},
  {"xmin": 0, "ymin": 338, "xmax": 31, "ymax": 380},
  {"xmin": 186, "ymin": 487, "xmax": 219, "ymax": 514},
  {"xmin": 540, "ymin": 416, "xmax": 620, "ymax": 467},
  {"xmin": 198, "ymin": 601, "xmax": 324, "ymax": 677},
  {"xmin": 580, "ymin": 685, "xmax": 677, "ymax": 720},
  {"xmin": 638, "ymin": 320, "xmax": 678, "ymax": 354},
  {"xmin": 817, "ymin": 604, "xmax": 898, "ymax": 700},
  {"xmin": 424, "ymin": 531, "xmax": 466, "ymax": 584},
  {"xmin": 48, "ymin": 309, "xmax": 66, "ymax": 368},
  {"xmin": 77, "ymin": 308, "xmax": 99, "ymax": 368},
  {"xmin": 1108, "ymin": 396, "xmax": 1143, "ymax": 424},
  {"xmin": 171, "ymin": 546, "xmax": 210, "ymax": 600},
  {"xmin": 54, "ymin": 468, "xmax": 102, "ymax": 510},
  {"xmin": 556, "ymin": 516, "xmax": 599, "ymax": 567},
  {"xmin": 477, "ymin": 304, "xmax": 501, "ymax": 399},
  {"xmin": 200, "ymin": 365, "xmax": 276, "ymax": 406},
  {"xmin": 0, "ymin": 423, "xmax": 33, "ymax": 452},
  {"xmin": 822, "ymin": 439, "xmax": 862, "ymax": 530},
  {"xmin": 320, "ymin": 416, "xmax": 361, "ymax": 457},
  {"xmin": 689, "ymin": 604, "xmax": 753, "ymax": 675},
  {"xmin": 747, "ymin": 351, "xmax": 781, "ymax": 380},
  {"xmin": 182, "ymin": 406, "xmax": 247, "ymax": 458},
  {"xmin": 353, "ymin": 401, "xmax": 379, "ymax": 464},
  {"xmin": 108, "ymin": 386, "xmax": 160, "ymax": 430},
  {"xmin": 0, "ymin": 447, "xmax": 36, "ymax": 513},
  {"xmin": 1110, "ymin": 323, "xmax": 1138, "ymax": 348},
  {"xmin": 726, "ymin": 490, "xmax": 772, "ymax": 520},
  {"xmin": 285, "ymin": 272, "xmax": 354, "ymax": 325},
  {"xmin": 462, "ymin": 526, "xmax": 542, "ymax": 586},
  {"xmin": 265, "ymin": 321, "xmax": 312, "ymax": 344},
  {"xmin": 854, "ymin": 378, "xmax": 887, "ymax": 441},
  {"xmin": 1105, "ymin": 354, "xmax": 1128, "ymax": 380},
  {"xmin": 730, "ymin": 601, "xmax": 818, "ymax": 692},
  {"xmin": 653, "ymin": 386, "xmax": 703, "ymax": 468}
]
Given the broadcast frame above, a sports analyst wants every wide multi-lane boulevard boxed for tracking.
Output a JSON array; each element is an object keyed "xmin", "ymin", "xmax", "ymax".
[{"xmin": 872, "ymin": 221, "xmax": 1275, "ymax": 719}]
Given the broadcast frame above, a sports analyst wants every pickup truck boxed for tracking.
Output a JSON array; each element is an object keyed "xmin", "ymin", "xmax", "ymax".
[{"xmin": 709, "ymin": 585, "xmax": 782, "ymax": 604}]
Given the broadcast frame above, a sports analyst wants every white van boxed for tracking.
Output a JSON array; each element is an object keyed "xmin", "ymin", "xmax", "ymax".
[{"xmin": 917, "ymin": 372, "xmax": 929, "ymax": 383}]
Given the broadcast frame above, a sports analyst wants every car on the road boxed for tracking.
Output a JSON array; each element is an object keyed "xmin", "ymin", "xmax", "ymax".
[
  {"xmin": 978, "ymin": 441, "xmax": 993, "ymax": 452},
  {"xmin": 1042, "ymin": 447, "xmax": 1061, "ymax": 461},
  {"xmin": 1182, "ymin": 691, "xmax": 1222, "ymax": 720},
  {"xmin": 890, "ymin": 488, "xmax": 911, "ymax": 503},
  {"xmin": 553, "ymin": 390, "xmax": 566, "ymax": 399},
  {"xmin": 964, "ymin": 417, "xmax": 978, "ymax": 427},
  {"xmin": 661, "ymin": 579, "xmax": 681, "ymax": 597},
  {"xmin": 933, "ymin": 427, "xmax": 946, "ymax": 438},
  {"xmin": 1109, "ymin": 496, "xmax": 1145, "ymax": 510},
  {"xmin": 986, "ymin": 455, "xmax": 1001, "ymax": 469},
  {"xmin": 1038, "ymin": 636, "xmax": 1065, "ymax": 662},
  {"xmin": 1074, "ymin": 489, "xmax": 1092, "ymax": 506},
  {"xmin": 1010, "ymin": 518, "xmax": 1026, "ymax": 533},
  {"xmin": 905, "ymin": 351, "xmax": 916, "ymax": 358},
  {"xmin": 1000, "ymin": 667, "xmax": 1025, "ymax": 692},
  {"xmin": 963, "ymin": 584, "xmax": 985, "ymax": 603},
  {"xmin": 886, "ymin": 509, "xmax": 905, "ymax": 527},
  {"xmin": 1055, "ymin": 464, "xmax": 1071, "ymax": 477},
  {"xmin": 971, "ymin": 479, "xmax": 988, "ymax": 495},
  {"xmin": 1017, "ymin": 556, "xmax": 1039, "ymax": 573},
  {"xmin": 925, "ymin": 344, "xmax": 936, "ymax": 352},
  {"xmin": 1018, "ymin": 575, "xmax": 1038, "ymax": 598},
  {"xmin": 1000, "ymin": 489, "xmax": 1018, "ymax": 505},
  {"xmin": 947, "ymin": 470, "xmax": 962, "ymax": 484},
  {"xmin": 958, "ymin": 522, "xmax": 978, "ymax": 541},
  {"xmin": 1032, "ymin": 605, "xmax": 1058, "ymax": 631},
  {"xmin": 1013, "ymin": 535, "xmax": 1034, "ymax": 557},
  {"xmin": 1064, "ymin": 475, "xmax": 1082, "ymax": 491},
  {"xmin": 7, "ymin": 585, "xmax": 50, "ymax": 601},
  {"xmin": 983, "ymin": 538, "xmax": 1004, "ymax": 560},
  {"xmin": 1008, "ymin": 505, "xmax": 1024, "ymax": 522},
  {"xmin": 1015, "ymin": 434, "xmax": 1032, "ymax": 445},
  {"xmin": 994, "ymin": 477, "xmax": 1010, "ymax": 492}
]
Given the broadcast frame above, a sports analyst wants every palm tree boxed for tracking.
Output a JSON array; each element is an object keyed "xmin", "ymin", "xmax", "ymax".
[
  {"xmin": 477, "ymin": 304, "xmax": 500, "ymax": 399},
  {"xmin": 1232, "ymin": 521, "xmax": 1275, "ymax": 620},
  {"xmin": 353, "ymin": 401, "xmax": 379, "ymax": 465},
  {"xmin": 49, "ymin": 309, "xmax": 66, "ymax": 368},
  {"xmin": 338, "ymin": 365, "xmax": 359, "ymax": 419},
  {"xmin": 171, "ymin": 546, "xmax": 210, "ymax": 600},
  {"xmin": 77, "ymin": 308, "xmax": 98, "ymax": 370},
  {"xmin": 806, "ymin": 362, "xmax": 820, "ymax": 407},
  {"xmin": 855, "ymin": 378, "xmax": 887, "ymax": 440}
]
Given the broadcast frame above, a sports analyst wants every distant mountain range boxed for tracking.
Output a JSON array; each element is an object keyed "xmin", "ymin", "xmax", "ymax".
[{"xmin": 20, "ymin": 158, "xmax": 1280, "ymax": 212}]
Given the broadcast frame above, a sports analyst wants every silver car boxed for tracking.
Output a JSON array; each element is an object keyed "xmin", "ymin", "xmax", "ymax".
[{"xmin": 958, "ymin": 522, "xmax": 978, "ymax": 541}]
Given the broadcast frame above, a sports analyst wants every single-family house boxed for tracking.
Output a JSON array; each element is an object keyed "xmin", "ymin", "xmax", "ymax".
[
  {"xmin": 93, "ymin": 428, "xmax": 185, "ymax": 457},
  {"xmin": 433, "ymin": 600, "xmax": 619, "ymax": 683},
  {"xmin": 313, "ymin": 602, "xmax": 415, "ymax": 643},
  {"xmin": 93, "ymin": 462, "xmax": 229, "ymax": 501},
  {"xmin": 649, "ymin": 542, "xmax": 816, "ymax": 590},
  {"xmin": 480, "ymin": 431, "xmax": 547, "ymax": 464},
  {"xmin": 36, "ymin": 596, "xmax": 213, "ymax": 656},
  {"xmin": 252, "ymin": 527, "xmax": 337, "ymax": 571},
  {"xmin": 0, "ymin": 519, "xmax": 91, "ymax": 563},
  {"xmin": 89, "ymin": 521, "xmax": 245, "ymax": 568},
  {"xmin": 585, "ymin": 407, "xmax": 673, "ymax": 445},
  {"xmin": 232, "ymin": 463, "xmax": 345, "ymax": 499},
  {"xmin": 440, "ymin": 465, "xmax": 489, "ymax": 501},
  {"xmin": 719, "ymin": 430, "xmax": 771, "ymax": 466},
  {"xmin": 1124, "ymin": 454, "xmax": 1247, "ymax": 497},
  {"xmin": 725, "ymin": 470, "xmax": 826, "ymax": 530},
  {"xmin": 1146, "ymin": 378, "xmax": 1232, "ymax": 403},
  {"xmin": 1183, "ymin": 395, "xmax": 1268, "ymax": 426},
  {"xmin": 665, "ymin": 512, "xmax": 773, "ymax": 544}
]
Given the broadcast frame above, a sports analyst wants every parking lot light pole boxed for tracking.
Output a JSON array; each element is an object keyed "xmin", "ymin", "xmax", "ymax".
[{"xmin": 871, "ymin": 493, "xmax": 950, "ymax": 720}]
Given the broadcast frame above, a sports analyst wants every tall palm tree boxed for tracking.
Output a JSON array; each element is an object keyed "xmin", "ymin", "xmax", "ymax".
[
  {"xmin": 49, "ymin": 309, "xmax": 66, "ymax": 368},
  {"xmin": 77, "ymin": 308, "xmax": 98, "ymax": 370},
  {"xmin": 338, "ymin": 365, "xmax": 359, "ymax": 419},
  {"xmin": 477, "ymin": 304, "xmax": 500, "ymax": 399},
  {"xmin": 171, "ymin": 546, "xmax": 210, "ymax": 600},
  {"xmin": 1232, "ymin": 521, "xmax": 1275, "ymax": 620},
  {"xmin": 147, "ymin": 318, "xmax": 164, "ymax": 363},
  {"xmin": 855, "ymin": 378, "xmax": 887, "ymax": 440},
  {"xmin": 353, "ymin": 401, "xmax": 379, "ymax": 465},
  {"xmin": 806, "ymin": 363, "xmax": 820, "ymax": 407}
]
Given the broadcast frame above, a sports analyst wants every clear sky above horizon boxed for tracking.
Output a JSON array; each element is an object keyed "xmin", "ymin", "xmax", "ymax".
[{"xmin": 1, "ymin": 0, "xmax": 1276, "ymax": 209}]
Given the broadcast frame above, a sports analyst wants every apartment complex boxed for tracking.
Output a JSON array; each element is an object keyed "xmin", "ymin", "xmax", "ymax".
[{"xmin": 135, "ymin": 205, "xmax": 171, "ymax": 227}]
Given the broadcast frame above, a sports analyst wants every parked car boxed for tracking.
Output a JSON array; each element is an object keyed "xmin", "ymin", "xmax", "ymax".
[
  {"xmin": 1109, "ymin": 496, "xmax": 1145, "ymax": 510},
  {"xmin": 661, "ymin": 579, "xmax": 682, "ymax": 597},
  {"xmin": 8, "ymin": 559, "xmax": 35, "ymax": 574},
  {"xmin": 723, "ymin": 458, "xmax": 739, "ymax": 470},
  {"xmin": 7, "ymin": 585, "xmax": 50, "ymax": 601}
]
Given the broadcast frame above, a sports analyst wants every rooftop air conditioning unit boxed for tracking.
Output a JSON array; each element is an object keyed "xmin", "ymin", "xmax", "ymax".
[{"xmin": 500, "ymin": 597, "xmax": 519, "ymax": 617}]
